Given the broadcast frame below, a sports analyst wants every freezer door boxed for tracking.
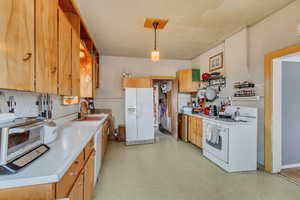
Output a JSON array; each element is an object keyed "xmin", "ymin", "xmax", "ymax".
[
  {"xmin": 125, "ymin": 88, "xmax": 138, "ymax": 141},
  {"xmin": 136, "ymin": 88, "xmax": 154, "ymax": 140}
]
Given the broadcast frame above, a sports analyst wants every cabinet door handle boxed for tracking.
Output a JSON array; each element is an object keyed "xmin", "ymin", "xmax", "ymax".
[
  {"xmin": 51, "ymin": 67, "xmax": 57, "ymax": 74},
  {"xmin": 68, "ymin": 74, "xmax": 72, "ymax": 79},
  {"xmin": 22, "ymin": 53, "xmax": 32, "ymax": 61}
]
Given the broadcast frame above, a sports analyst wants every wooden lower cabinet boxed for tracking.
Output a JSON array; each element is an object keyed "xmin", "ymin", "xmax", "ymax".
[
  {"xmin": 68, "ymin": 172, "xmax": 84, "ymax": 200},
  {"xmin": 188, "ymin": 116, "xmax": 203, "ymax": 148},
  {"xmin": 84, "ymin": 152, "xmax": 95, "ymax": 200},
  {"xmin": 0, "ymin": 184, "xmax": 55, "ymax": 200}
]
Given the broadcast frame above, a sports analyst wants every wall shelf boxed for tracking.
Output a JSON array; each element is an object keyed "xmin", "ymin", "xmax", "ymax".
[{"xmin": 230, "ymin": 96, "xmax": 263, "ymax": 101}]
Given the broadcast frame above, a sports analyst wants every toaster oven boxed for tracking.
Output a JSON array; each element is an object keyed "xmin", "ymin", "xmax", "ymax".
[{"xmin": 0, "ymin": 118, "xmax": 46, "ymax": 166}]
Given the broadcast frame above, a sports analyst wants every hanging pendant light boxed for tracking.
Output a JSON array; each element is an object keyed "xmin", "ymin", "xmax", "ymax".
[{"xmin": 151, "ymin": 22, "xmax": 160, "ymax": 62}]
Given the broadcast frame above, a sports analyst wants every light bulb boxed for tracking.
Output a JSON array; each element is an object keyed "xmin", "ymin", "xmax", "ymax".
[{"xmin": 151, "ymin": 50, "xmax": 160, "ymax": 62}]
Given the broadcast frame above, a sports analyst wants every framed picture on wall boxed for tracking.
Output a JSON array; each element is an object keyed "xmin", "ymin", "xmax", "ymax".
[{"xmin": 209, "ymin": 52, "xmax": 223, "ymax": 72}]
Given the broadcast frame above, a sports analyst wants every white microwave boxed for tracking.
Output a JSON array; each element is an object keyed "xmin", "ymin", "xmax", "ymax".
[{"xmin": 0, "ymin": 119, "xmax": 45, "ymax": 165}]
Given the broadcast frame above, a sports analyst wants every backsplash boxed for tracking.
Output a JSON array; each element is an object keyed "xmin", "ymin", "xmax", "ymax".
[{"xmin": 0, "ymin": 90, "xmax": 79, "ymax": 119}]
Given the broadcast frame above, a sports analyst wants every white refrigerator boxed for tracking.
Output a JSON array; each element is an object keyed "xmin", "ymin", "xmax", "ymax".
[{"xmin": 125, "ymin": 88, "xmax": 155, "ymax": 145}]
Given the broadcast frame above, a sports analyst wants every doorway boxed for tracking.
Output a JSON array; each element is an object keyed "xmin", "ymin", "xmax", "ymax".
[
  {"xmin": 152, "ymin": 77, "xmax": 178, "ymax": 139},
  {"xmin": 264, "ymin": 43, "xmax": 300, "ymax": 175}
]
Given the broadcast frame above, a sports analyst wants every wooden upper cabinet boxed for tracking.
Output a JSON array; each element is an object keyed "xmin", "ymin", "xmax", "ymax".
[
  {"xmin": 176, "ymin": 69, "xmax": 201, "ymax": 93},
  {"xmin": 35, "ymin": 0, "xmax": 58, "ymax": 94},
  {"xmin": 122, "ymin": 77, "xmax": 152, "ymax": 88},
  {"xmin": 72, "ymin": 30, "xmax": 81, "ymax": 96},
  {"xmin": 0, "ymin": 0, "xmax": 35, "ymax": 91},
  {"xmin": 80, "ymin": 44, "xmax": 93, "ymax": 98},
  {"xmin": 58, "ymin": 9, "xmax": 72, "ymax": 96}
]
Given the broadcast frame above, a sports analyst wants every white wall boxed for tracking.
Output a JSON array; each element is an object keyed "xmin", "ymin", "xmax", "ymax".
[
  {"xmin": 191, "ymin": 0, "xmax": 300, "ymax": 165},
  {"xmin": 95, "ymin": 56, "xmax": 191, "ymax": 127},
  {"xmin": 0, "ymin": 90, "xmax": 79, "ymax": 119}
]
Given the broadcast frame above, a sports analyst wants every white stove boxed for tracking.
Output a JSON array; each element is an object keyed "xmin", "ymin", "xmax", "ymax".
[{"xmin": 203, "ymin": 106, "xmax": 258, "ymax": 172}]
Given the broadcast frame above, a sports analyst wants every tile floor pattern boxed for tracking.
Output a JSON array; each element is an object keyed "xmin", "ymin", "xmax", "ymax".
[{"xmin": 93, "ymin": 133, "xmax": 300, "ymax": 200}]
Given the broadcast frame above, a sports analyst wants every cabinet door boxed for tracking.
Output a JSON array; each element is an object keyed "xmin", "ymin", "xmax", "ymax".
[
  {"xmin": 0, "ymin": 0, "xmax": 35, "ymax": 91},
  {"xmin": 72, "ymin": 30, "xmax": 80, "ymax": 96},
  {"xmin": 35, "ymin": 0, "xmax": 58, "ymax": 94},
  {"xmin": 197, "ymin": 118, "xmax": 203, "ymax": 148},
  {"xmin": 58, "ymin": 9, "xmax": 72, "ymax": 95},
  {"xmin": 68, "ymin": 173, "xmax": 84, "ymax": 200},
  {"xmin": 84, "ymin": 152, "xmax": 95, "ymax": 200},
  {"xmin": 188, "ymin": 117, "xmax": 195, "ymax": 144}
]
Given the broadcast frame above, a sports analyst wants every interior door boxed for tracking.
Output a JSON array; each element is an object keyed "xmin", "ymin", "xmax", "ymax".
[
  {"xmin": 125, "ymin": 88, "xmax": 137, "ymax": 142},
  {"xmin": 0, "ymin": 0, "xmax": 35, "ymax": 91},
  {"xmin": 35, "ymin": 0, "xmax": 58, "ymax": 94},
  {"xmin": 58, "ymin": 9, "xmax": 72, "ymax": 95},
  {"xmin": 137, "ymin": 88, "xmax": 154, "ymax": 141},
  {"xmin": 171, "ymin": 79, "xmax": 179, "ymax": 139}
]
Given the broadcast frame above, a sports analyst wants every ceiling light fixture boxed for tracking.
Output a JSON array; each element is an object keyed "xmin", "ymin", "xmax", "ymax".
[
  {"xmin": 144, "ymin": 18, "xmax": 168, "ymax": 62},
  {"xmin": 151, "ymin": 22, "xmax": 160, "ymax": 62}
]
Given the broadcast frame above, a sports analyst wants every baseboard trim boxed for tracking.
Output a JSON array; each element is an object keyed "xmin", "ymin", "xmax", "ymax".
[
  {"xmin": 282, "ymin": 163, "xmax": 300, "ymax": 169},
  {"xmin": 126, "ymin": 139, "xmax": 155, "ymax": 146}
]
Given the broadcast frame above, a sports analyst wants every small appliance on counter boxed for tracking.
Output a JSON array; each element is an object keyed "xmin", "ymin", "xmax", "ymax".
[
  {"xmin": 43, "ymin": 121, "xmax": 58, "ymax": 144},
  {"xmin": 0, "ymin": 118, "xmax": 49, "ymax": 175}
]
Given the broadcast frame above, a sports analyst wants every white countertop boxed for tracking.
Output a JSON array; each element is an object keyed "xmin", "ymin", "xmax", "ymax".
[
  {"xmin": 182, "ymin": 113, "xmax": 251, "ymax": 125},
  {"xmin": 0, "ymin": 114, "xmax": 108, "ymax": 189}
]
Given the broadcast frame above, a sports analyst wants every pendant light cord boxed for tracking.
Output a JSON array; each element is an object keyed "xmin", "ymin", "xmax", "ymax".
[{"xmin": 153, "ymin": 22, "xmax": 159, "ymax": 51}]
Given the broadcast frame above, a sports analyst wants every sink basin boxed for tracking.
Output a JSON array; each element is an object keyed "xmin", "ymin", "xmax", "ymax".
[{"xmin": 75, "ymin": 116, "xmax": 105, "ymax": 121}]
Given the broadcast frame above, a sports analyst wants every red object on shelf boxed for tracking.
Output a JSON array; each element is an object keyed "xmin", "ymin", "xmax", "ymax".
[
  {"xmin": 204, "ymin": 107, "xmax": 210, "ymax": 115},
  {"xmin": 201, "ymin": 73, "xmax": 210, "ymax": 81}
]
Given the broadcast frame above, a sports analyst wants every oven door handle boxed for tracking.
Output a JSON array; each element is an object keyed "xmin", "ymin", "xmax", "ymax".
[{"xmin": 9, "ymin": 122, "xmax": 45, "ymax": 134}]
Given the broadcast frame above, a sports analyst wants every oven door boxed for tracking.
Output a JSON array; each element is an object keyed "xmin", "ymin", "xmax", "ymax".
[
  {"xmin": 204, "ymin": 124, "xmax": 229, "ymax": 163},
  {"xmin": 6, "ymin": 123, "xmax": 44, "ymax": 162}
]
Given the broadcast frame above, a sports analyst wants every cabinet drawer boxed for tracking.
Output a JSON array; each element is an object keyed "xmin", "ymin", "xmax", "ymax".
[
  {"xmin": 56, "ymin": 151, "xmax": 84, "ymax": 198},
  {"xmin": 84, "ymin": 138, "xmax": 95, "ymax": 159}
]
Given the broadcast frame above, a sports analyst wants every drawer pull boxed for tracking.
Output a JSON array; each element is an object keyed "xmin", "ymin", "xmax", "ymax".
[{"xmin": 74, "ymin": 161, "xmax": 79, "ymax": 164}]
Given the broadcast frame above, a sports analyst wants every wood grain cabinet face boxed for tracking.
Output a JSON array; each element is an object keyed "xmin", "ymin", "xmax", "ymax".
[
  {"xmin": 35, "ymin": 0, "xmax": 58, "ymax": 94},
  {"xmin": 188, "ymin": 116, "xmax": 203, "ymax": 148},
  {"xmin": 177, "ymin": 69, "xmax": 201, "ymax": 93},
  {"xmin": 84, "ymin": 153, "xmax": 95, "ymax": 200},
  {"xmin": 0, "ymin": 0, "xmax": 35, "ymax": 91},
  {"xmin": 58, "ymin": 9, "xmax": 72, "ymax": 95},
  {"xmin": 71, "ymin": 30, "xmax": 81, "ymax": 96},
  {"xmin": 68, "ymin": 173, "xmax": 84, "ymax": 200}
]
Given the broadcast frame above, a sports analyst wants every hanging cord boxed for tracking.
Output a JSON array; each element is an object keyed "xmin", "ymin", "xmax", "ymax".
[{"xmin": 153, "ymin": 22, "xmax": 159, "ymax": 51}]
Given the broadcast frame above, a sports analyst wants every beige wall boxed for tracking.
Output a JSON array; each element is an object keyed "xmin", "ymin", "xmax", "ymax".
[
  {"xmin": 95, "ymin": 56, "xmax": 191, "ymax": 127},
  {"xmin": 192, "ymin": 0, "xmax": 300, "ymax": 164}
]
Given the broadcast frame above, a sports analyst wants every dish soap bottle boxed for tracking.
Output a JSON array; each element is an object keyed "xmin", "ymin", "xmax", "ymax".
[{"xmin": 233, "ymin": 107, "xmax": 240, "ymax": 121}]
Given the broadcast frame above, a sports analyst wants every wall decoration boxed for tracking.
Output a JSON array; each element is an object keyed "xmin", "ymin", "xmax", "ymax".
[{"xmin": 209, "ymin": 52, "xmax": 223, "ymax": 72}]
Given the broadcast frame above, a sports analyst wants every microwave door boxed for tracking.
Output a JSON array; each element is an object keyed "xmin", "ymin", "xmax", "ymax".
[{"xmin": 7, "ymin": 127, "xmax": 43, "ymax": 162}]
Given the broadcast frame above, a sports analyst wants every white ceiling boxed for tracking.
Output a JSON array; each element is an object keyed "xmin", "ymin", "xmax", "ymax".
[{"xmin": 75, "ymin": 0, "xmax": 294, "ymax": 60}]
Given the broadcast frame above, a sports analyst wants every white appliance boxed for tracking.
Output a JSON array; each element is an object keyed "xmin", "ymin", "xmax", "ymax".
[
  {"xmin": 125, "ymin": 88, "xmax": 155, "ymax": 145},
  {"xmin": 94, "ymin": 125, "xmax": 102, "ymax": 185},
  {"xmin": 43, "ymin": 121, "xmax": 58, "ymax": 144},
  {"xmin": 203, "ymin": 106, "xmax": 258, "ymax": 172}
]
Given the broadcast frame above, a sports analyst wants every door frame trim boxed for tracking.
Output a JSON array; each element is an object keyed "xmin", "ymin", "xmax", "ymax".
[{"xmin": 264, "ymin": 43, "xmax": 300, "ymax": 172}]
